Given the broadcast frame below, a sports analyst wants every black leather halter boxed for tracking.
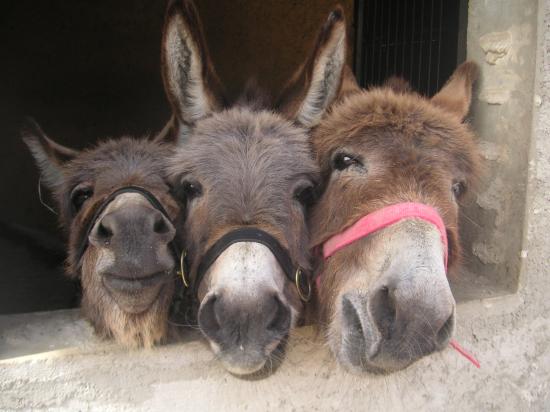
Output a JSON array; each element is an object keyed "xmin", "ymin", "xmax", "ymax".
[
  {"xmin": 189, "ymin": 227, "xmax": 312, "ymax": 302},
  {"xmin": 75, "ymin": 186, "xmax": 185, "ymax": 277}
]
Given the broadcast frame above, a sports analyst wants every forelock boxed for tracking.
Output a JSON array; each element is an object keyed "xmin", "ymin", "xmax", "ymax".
[{"xmin": 170, "ymin": 107, "xmax": 318, "ymax": 180}]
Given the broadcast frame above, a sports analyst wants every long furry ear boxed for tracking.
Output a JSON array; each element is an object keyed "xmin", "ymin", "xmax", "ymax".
[
  {"xmin": 339, "ymin": 65, "xmax": 361, "ymax": 98},
  {"xmin": 383, "ymin": 76, "xmax": 411, "ymax": 94},
  {"xmin": 22, "ymin": 118, "xmax": 78, "ymax": 189},
  {"xmin": 276, "ymin": 7, "xmax": 347, "ymax": 129},
  {"xmin": 431, "ymin": 61, "xmax": 479, "ymax": 120},
  {"xmin": 153, "ymin": 116, "xmax": 179, "ymax": 144},
  {"xmin": 161, "ymin": 0, "xmax": 225, "ymax": 129}
]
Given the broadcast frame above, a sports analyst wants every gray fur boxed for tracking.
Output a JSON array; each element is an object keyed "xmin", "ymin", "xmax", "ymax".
[{"xmin": 168, "ymin": 107, "xmax": 318, "ymax": 272}]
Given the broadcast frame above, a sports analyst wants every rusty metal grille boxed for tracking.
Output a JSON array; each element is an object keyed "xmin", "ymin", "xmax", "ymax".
[{"xmin": 353, "ymin": 0, "xmax": 467, "ymax": 96}]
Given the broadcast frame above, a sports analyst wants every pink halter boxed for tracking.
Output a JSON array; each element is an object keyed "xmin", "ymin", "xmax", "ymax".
[
  {"xmin": 318, "ymin": 202, "xmax": 480, "ymax": 368},
  {"xmin": 323, "ymin": 202, "xmax": 448, "ymax": 267}
]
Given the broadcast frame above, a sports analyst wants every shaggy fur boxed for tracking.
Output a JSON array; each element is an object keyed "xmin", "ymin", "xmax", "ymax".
[
  {"xmin": 168, "ymin": 107, "xmax": 318, "ymax": 308},
  {"xmin": 307, "ymin": 62, "xmax": 481, "ymax": 335},
  {"xmin": 160, "ymin": 0, "xmax": 345, "ymax": 374},
  {"xmin": 24, "ymin": 132, "xmax": 180, "ymax": 348}
]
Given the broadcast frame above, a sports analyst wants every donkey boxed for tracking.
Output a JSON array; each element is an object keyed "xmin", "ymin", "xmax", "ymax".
[
  {"xmin": 24, "ymin": 122, "xmax": 181, "ymax": 348},
  {"xmin": 162, "ymin": 0, "xmax": 346, "ymax": 375},
  {"xmin": 278, "ymin": 11, "xmax": 481, "ymax": 373}
]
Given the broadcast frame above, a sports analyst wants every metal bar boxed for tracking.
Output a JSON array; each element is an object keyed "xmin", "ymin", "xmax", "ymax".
[
  {"xmin": 410, "ymin": 0, "xmax": 416, "ymax": 82},
  {"xmin": 401, "ymin": 0, "xmax": 408, "ymax": 78},
  {"xmin": 393, "ymin": 0, "xmax": 400, "ymax": 75},
  {"xmin": 417, "ymin": 0, "xmax": 425, "ymax": 92},
  {"xmin": 427, "ymin": 0, "xmax": 435, "ymax": 94},
  {"xmin": 370, "ymin": 0, "xmax": 379, "ymax": 86},
  {"xmin": 353, "ymin": 0, "xmax": 366, "ymax": 86},
  {"xmin": 377, "ymin": 0, "xmax": 385, "ymax": 83},
  {"xmin": 385, "ymin": 0, "xmax": 392, "ymax": 80},
  {"xmin": 436, "ymin": 0, "xmax": 443, "ymax": 90}
]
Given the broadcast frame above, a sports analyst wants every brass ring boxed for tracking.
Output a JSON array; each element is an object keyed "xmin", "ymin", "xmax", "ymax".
[
  {"xmin": 177, "ymin": 250, "xmax": 190, "ymax": 288},
  {"xmin": 295, "ymin": 267, "xmax": 312, "ymax": 302}
]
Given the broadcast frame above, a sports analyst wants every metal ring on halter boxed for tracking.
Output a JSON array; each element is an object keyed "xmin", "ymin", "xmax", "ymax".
[
  {"xmin": 295, "ymin": 267, "xmax": 311, "ymax": 302},
  {"xmin": 178, "ymin": 250, "xmax": 189, "ymax": 288}
]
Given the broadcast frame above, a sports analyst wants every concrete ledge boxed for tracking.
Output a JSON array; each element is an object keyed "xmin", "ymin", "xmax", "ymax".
[{"xmin": 1, "ymin": 303, "xmax": 548, "ymax": 411}]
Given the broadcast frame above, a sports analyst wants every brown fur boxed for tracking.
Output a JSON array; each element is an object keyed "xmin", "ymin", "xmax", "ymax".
[
  {"xmin": 308, "ymin": 62, "xmax": 481, "ymax": 328},
  {"xmin": 24, "ymin": 131, "xmax": 180, "ymax": 348}
]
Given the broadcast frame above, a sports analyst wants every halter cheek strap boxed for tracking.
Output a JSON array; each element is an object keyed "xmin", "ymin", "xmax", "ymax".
[
  {"xmin": 318, "ymin": 201, "xmax": 479, "ymax": 368},
  {"xmin": 193, "ymin": 227, "xmax": 312, "ymax": 302}
]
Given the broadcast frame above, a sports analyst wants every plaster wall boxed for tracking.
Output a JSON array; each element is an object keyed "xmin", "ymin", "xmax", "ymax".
[{"xmin": 454, "ymin": 0, "xmax": 540, "ymax": 300}]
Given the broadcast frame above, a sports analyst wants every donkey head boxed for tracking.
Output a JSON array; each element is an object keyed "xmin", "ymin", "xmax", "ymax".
[
  {"xmin": 24, "ymin": 123, "xmax": 180, "ymax": 347},
  {"xmin": 281, "ymin": 39, "xmax": 481, "ymax": 373},
  {"xmin": 163, "ymin": 1, "xmax": 345, "ymax": 375}
]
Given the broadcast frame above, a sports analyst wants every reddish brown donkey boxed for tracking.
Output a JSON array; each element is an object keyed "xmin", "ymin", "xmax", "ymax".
[{"xmin": 278, "ymin": 11, "xmax": 481, "ymax": 373}]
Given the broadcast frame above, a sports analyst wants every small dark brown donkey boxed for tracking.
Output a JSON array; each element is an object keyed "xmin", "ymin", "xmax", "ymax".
[
  {"xmin": 278, "ymin": 11, "xmax": 481, "ymax": 373},
  {"xmin": 24, "ymin": 123, "xmax": 181, "ymax": 347},
  {"xmin": 162, "ymin": 0, "xmax": 346, "ymax": 375}
]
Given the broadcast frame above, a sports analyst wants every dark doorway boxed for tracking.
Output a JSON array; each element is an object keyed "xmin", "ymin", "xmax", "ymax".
[
  {"xmin": 0, "ymin": 0, "xmax": 353, "ymax": 314},
  {"xmin": 353, "ymin": 0, "xmax": 467, "ymax": 95}
]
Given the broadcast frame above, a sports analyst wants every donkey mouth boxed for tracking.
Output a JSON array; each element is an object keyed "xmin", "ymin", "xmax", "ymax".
[{"xmin": 102, "ymin": 271, "xmax": 171, "ymax": 293}]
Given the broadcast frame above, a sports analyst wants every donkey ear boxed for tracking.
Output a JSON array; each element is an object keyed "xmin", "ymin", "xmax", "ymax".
[
  {"xmin": 339, "ymin": 65, "xmax": 361, "ymax": 98},
  {"xmin": 383, "ymin": 76, "xmax": 411, "ymax": 94},
  {"xmin": 431, "ymin": 61, "xmax": 479, "ymax": 120},
  {"xmin": 153, "ymin": 116, "xmax": 179, "ymax": 144},
  {"xmin": 22, "ymin": 119, "xmax": 78, "ymax": 189},
  {"xmin": 277, "ymin": 7, "xmax": 347, "ymax": 129},
  {"xmin": 161, "ymin": 0, "xmax": 225, "ymax": 128}
]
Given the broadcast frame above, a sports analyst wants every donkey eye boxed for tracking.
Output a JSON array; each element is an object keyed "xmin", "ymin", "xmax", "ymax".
[
  {"xmin": 332, "ymin": 152, "xmax": 363, "ymax": 171},
  {"xmin": 173, "ymin": 180, "xmax": 202, "ymax": 202},
  {"xmin": 70, "ymin": 185, "xmax": 93, "ymax": 213},
  {"xmin": 452, "ymin": 181, "xmax": 466, "ymax": 199},
  {"xmin": 294, "ymin": 184, "xmax": 316, "ymax": 209}
]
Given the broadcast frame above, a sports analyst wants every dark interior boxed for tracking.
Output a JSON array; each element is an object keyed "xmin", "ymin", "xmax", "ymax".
[
  {"xmin": 1, "ymin": 0, "xmax": 465, "ymax": 314},
  {"xmin": 354, "ymin": 0, "xmax": 466, "ymax": 95},
  {"xmin": 0, "ymin": 0, "xmax": 352, "ymax": 314}
]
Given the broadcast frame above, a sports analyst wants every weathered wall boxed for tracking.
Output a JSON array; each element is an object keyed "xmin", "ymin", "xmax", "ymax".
[{"xmin": 453, "ymin": 0, "xmax": 539, "ymax": 300}]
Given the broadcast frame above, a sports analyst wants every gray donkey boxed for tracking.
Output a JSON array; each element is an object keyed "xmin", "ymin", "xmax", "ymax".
[
  {"xmin": 164, "ymin": 0, "xmax": 346, "ymax": 375},
  {"xmin": 24, "ymin": 121, "xmax": 181, "ymax": 348}
]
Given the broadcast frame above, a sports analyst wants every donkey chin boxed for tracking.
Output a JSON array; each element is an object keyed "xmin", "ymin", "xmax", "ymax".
[
  {"xmin": 80, "ymin": 247, "xmax": 176, "ymax": 348},
  {"xmin": 327, "ymin": 221, "xmax": 456, "ymax": 374}
]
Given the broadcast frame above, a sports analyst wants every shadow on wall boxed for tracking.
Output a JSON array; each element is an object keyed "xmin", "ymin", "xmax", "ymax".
[{"xmin": 0, "ymin": 0, "xmax": 353, "ymax": 314}]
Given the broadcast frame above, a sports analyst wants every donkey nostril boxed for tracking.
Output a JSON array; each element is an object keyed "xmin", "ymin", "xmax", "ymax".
[
  {"xmin": 96, "ymin": 221, "xmax": 113, "ymax": 241},
  {"xmin": 198, "ymin": 295, "xmax": 221, "ymax": 339},
  {"xmin": 371, "ymin": 286, "xmax": 396, "ymax": 340},
  {"xmin": 153, "ymin": 213, "xmax": 169, "ymax": 234},
  {"xmin": 266, "ymin": 295, "xmax": 290, "ymax": 334},
  {"xmin": 436, "ymin": 311, "xmax": 455, "ymax": 346},
  {"xmin": 341, "ymin": 294, "xmax": 364, "ymax": 338}
]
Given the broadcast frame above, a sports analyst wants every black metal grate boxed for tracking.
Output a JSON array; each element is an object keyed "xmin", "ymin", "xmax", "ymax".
[{"xmin": 353, "ymin": 0, "xmax": 467, "ymax": 96}]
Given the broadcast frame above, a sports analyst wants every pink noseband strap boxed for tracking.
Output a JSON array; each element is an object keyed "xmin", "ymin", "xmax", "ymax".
[
  {"xmin": 322, "ymin": 202, "xmax": 448, "ymax": 269},
  {"xmin": 319, "ymin": 202, "xmax": 480, "ymax": 368}
]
